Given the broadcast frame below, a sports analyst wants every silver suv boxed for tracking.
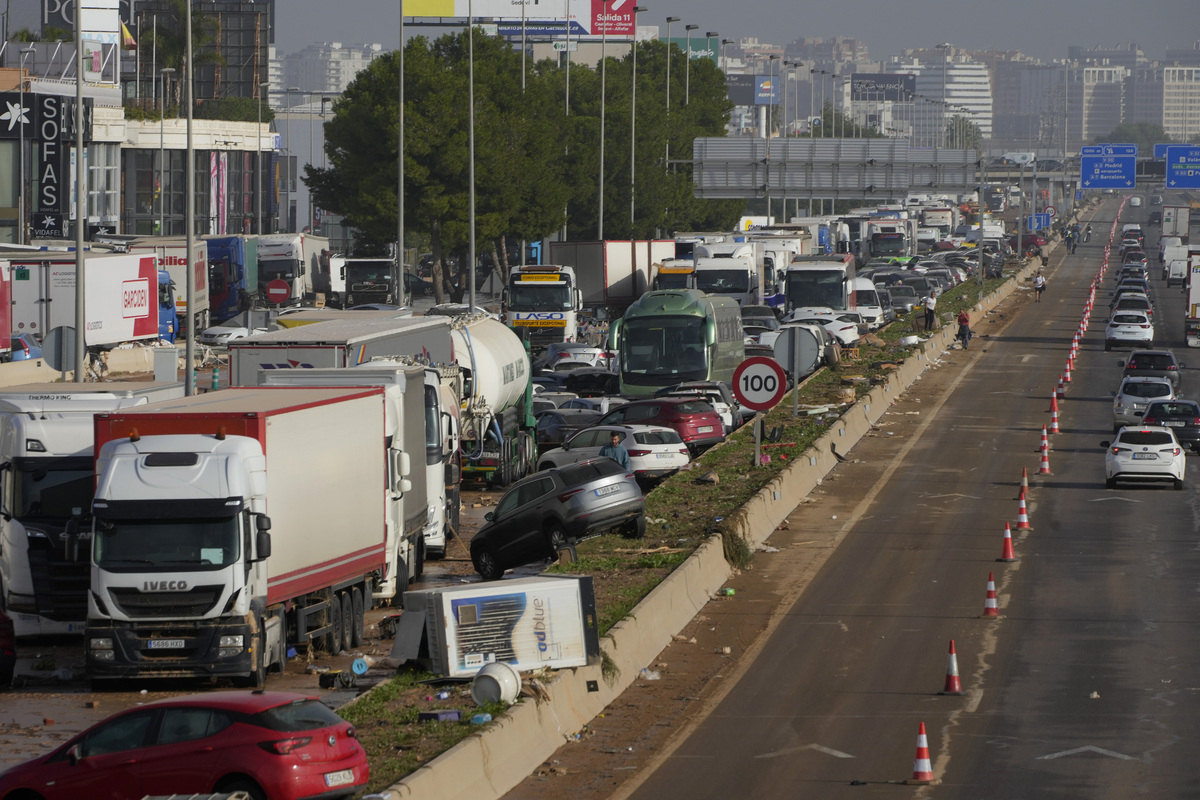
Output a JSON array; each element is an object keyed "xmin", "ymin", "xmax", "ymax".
[{"xmin": 470, "ymin": 458, "xmax": 645, "ymax": 579}]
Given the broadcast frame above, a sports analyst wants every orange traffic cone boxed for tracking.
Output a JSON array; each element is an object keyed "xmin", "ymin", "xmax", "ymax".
[
  {"xmin": 1049, "ymin": 393, "xmax": 1059, "ymax": 414},
  {"xmin": 1064, "ymin": 358, "xmax": 1072, "ymax": 383},
  {"xmin": 939, "ymin": 640, "xmax": 964, "ymax": 695},
  {"xmin": 910, "ymin": 722, "xmax": 934, "ymax": 784},
  {"xmin": 1020, "ymin": 467, "xmax": 1029, "ymax": 493},
  {"xmin": 1049, "ymin": 403, "xmax": 1060, "ymax": 435},
  {"xmin": 1039, "ymin": 424, "xmax": 1050, "ymax": 453},
  {"xmin": 1016, "ymin": 488, "xmax": 1032, "ymax": 530},
  {"xmin": 982, "ymin": 572, "xmax": 1000, "ymax": 617},
  {"xmin": 997, "ymin": 522, "xmax": 1019, "ymax": 562},
  {"xmin": 1038, "ymin": 441, "xmax": 1051, "ymax": 475},
  {"xmin": 1056, "ymin": 374, "xmax": 1065, "ymax": 399}
]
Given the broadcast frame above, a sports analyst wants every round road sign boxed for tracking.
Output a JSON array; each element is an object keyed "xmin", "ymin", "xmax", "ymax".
[
  {"xmin": 1045, "ymin": 205, "xmax": 1057, "ymax": 219},
  {"xmin": 732, "ymin": 356, "xmax": 787, "ymax": 412},
  {"xmin": 265, "ymin": 279, "xmax": 291, "ymax": 304}
]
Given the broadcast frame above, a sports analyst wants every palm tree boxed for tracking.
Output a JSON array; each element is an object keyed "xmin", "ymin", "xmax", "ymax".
[{"xmin": 139, "ymin": 0, "xmax": 224, "ymax": 108}]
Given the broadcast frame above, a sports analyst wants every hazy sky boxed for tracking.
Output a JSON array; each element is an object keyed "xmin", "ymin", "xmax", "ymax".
[{"xmin": 268, "ymin": 0, "xmax": 1199, "ymax": 63}]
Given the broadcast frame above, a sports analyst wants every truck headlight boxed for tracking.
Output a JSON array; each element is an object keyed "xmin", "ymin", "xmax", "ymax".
[
  {"xmin": 219, "ymin": 635, "xmax": 244, "ymax": 647},
  {"xmin": 218, "ymin": 648, "xmax": 243, "ymax": 658},
  {"xmin": 90, "ymin": 637, "xmax": 113, "ymax": 651},
  {"xmin": 91, "ymin": 650, "xmax": 115, "ymax": 661}
]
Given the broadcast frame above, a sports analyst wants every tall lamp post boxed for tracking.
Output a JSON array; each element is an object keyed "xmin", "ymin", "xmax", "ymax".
[
  {"xmin": 630, "ymin": 6, "xmax": 646, "ymax": 230},
  {"xmin": 159, "ymin": 67, "xmax": 175, "ymax": 234},
  {"xmin": 17, "ymin": 45, "xmax": 34, "ymax": 245},
  {"xmin": 721, "ymin": 38, "xmax": 732, "ymax": 73},
  {"xmin": 286, "ymin": 86, "xmax": 299, "ymax": 230},
  {"xmin": 936, "ymin": 43, "xmax": 950, "ymax": 148},
  {"xmin": 256, "ymin": 80, "xmax": 268, "ymax": 234},
  {"xmin": 684, "ymin": 24, "xmax": 697, "ymax": 104},
  {"xmin": 665, "ymin": 17, "xmax": 678, "ymax": 112},
  {"xmin": 598, "ymin": 2, "xmax": 607, "ymax": 240}
]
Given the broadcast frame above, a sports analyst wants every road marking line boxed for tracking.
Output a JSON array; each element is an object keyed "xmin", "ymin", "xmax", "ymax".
[{"xmin": 1037, "ymin": 745, "xmax": 1135, "ymax": 761}]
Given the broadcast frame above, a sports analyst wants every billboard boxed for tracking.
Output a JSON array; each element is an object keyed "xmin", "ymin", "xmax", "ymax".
[
  {"xmin": 408, "ymin": 0, "xmax": 633, "ymax": 37},
  {"xmin": 727, "ymin": 74, "xmax": 756, "ymax": 106},
  {"xmin": 755, "ymin": 75, "xmax": 778, "ymax": 106},
  {"xmin": 665, "ymin": 36, "xmax": 721, "ymax": 66},
  {"xmin": 850, "ymin": 73, "xmax": 915, "ymax": 102}
]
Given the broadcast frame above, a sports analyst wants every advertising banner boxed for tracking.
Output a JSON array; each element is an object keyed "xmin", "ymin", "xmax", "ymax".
[
  {"xmin": 755, "ymin": 75, "xmax": 777, "ymax": 106},
  {"xmin": 850, "ymin": 73, "xmax": 915, "ymax": 102},
  {"xmin": 407, "ymin": 0, "xmax": 633, "ymax": 36},
  {"xmin": 665, "ymin": 36, "xmax": 721, "ymax": 66}
]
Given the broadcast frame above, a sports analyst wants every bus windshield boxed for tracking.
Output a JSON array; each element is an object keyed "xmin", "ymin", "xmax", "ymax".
[
  {"xmin": 507, "ymin": 282, "xmax": 572, "ymax": 310},
  {"xmin": 621, "ymin": 315, "xmax": 708, "ymax": 379},
  {"xmin": 785, "ymin": 270, "xmax": 847, "ymax": 310}
]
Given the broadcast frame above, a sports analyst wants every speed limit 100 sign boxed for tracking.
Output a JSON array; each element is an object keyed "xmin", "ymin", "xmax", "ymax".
[{"xmin": 732, "ymin": 356, "xmax": 787, "ymax": 411}]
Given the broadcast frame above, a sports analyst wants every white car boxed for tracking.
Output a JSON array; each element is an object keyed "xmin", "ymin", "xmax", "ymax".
[
  {"xmin": 1103, "ymin": 426, "xmax": 1185, "ymax": 490},
  {"xmin": 536, "ymin": 424, "xmax": 691, "ymax": 482},
  {"xmin": 1104, "ymin": 311, "xmax": 1154, "ymax": 351},
  {"xmin": 1112, "ymin": 376, "xmax": 1175, "ymax": 432},
  {"xmin": 541, "ymin": 342, "xmax": 612, "ymax": 370},
  {"xmin": 1129, "ymin": 196, "xmax": 1143, "ymax": 207},
  {"xmin": 787, "ymin": 314, "xmax": 860, "ymax": 347},
  {"xmin": 560, "ymin": 396, "xmax": 627, "ymax": 414}
]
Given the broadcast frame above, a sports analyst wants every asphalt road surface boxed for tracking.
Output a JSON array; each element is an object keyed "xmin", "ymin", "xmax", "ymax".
[{"xmin": 618, "ymin": 198, "xmax": 1200, "ymax": 798}]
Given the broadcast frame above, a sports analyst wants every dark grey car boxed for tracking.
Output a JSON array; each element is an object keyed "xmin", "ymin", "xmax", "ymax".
[
  {"xmin": 1121, "ymin": 349, "xmax": 1186, "ymax": 392},
  {"xmin": 470, "ymin": 459, "xmax": 645, "ymax": 579}
]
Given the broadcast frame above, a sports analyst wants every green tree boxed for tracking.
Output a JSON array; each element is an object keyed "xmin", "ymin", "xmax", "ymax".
[
  {"xmin": 945, "ymin": 115, "xmax": 983, "ymax": 152},
  {"xmin": 1094, "ymin": 122, "xmax": 1172, "ymax": 152},
  {"xmin": 138, "ymin": 0, "xmax": 223, "ymax": 107}
]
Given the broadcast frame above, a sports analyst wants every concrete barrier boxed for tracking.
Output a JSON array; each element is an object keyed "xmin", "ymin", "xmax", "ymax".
[{"xmin": 380, "ymin": 261, "xmax": 1043, "ymax": 800}]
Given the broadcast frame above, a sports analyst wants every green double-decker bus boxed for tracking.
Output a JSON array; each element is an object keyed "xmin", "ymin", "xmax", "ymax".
[{"xmin": 608, "ymin": 290, "xmax": 745, "ymax": 397}]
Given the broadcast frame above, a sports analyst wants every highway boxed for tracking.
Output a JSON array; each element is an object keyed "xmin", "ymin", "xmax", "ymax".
[{"xmin": 616, "ymin": 197, "xmax": 1200, "ymax": 798}]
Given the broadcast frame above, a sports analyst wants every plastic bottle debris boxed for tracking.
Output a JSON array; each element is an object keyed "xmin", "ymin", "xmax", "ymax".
[
  {"xmin": 471, "ymin": 713, "xmax": 493, "ymax": 725},
  {"xmin": 437, "ymin": 691, "xmax": 451, "ymax": 700},
  {"xmin": 639, "ymin": 668, "xmax": 661, "ymax": 681},
  {"xmin": 719, "ymin": 588, "xmax": 736, "ymax": 597}
]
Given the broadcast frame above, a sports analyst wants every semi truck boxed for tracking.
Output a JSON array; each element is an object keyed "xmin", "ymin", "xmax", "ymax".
[
  {"xmin": 204, "ymin": 235, "xmax": 259, "ymax": 324},
  {"xmin": 1187, "ymin": 255, "xmax": 1200, "ymax": 348},
  {"xmin": 501, "ymin": 264, "xmax": 583, "ymax": 354},
  {"xmin": 548, "ymin": 240, "xmax": 675, "ymax": 316},
  {"xmin": 87, "ymin": 387, "xmax": 392, "ymax": 685},
  {"xmin": 0, "ymin": 383, "xmax": 185, "ymax": 638},
  {"xmin": 650, "ymin": 259, "xmax": 698, "ymax": 291},
  {"xmin": 691, "ymin": 243, "xmax": 761, "ymax": 306},
  {"xmin": 1163, "ymin": 206, "xmax": 1191, "ymax": 243},
  {"xmin": 5, "ymin": 251, "xmax": 177, "ymax": 345},
  {"xmin": 337, "ymin": 256, "xmax": 400, "ymax": 308},
  {"xmin": 227, "ymin": 316, "xmax": 453, "ymax": 387},
  {"xmin": 259, "ymin": 363, "xmax": 452, "ymax": 573},
  {"xmin": 95, "ymin": 235, "xmax": 208, "ymax": 337},
  {"xmin": 257, "ymin": 233, "xmax": 331, "ymax": 307}
]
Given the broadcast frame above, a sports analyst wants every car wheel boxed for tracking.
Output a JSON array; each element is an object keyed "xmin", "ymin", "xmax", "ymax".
[
  {"xmin": 351, "ymin": 587, "xmax": 366, "ymax": 648},
  {"xmin": 339, "ymin": 591, "xmax": 354, "ymax": 653},
  {"xmin": 472, "ymin": 544, "xmax": 503, "ymax": 580},
  {"xmin": 217, "ymin": 778, "xmax": 267, "ymax": 800},
  {"xmin": 1106, "ymin": 477, "xmax": 1116, "ymax": 489},
  {"xmin": 623, "ymin": 515, "xmax": 647, "ymax": 540},
  {"xmin": 1174, "ymin": 478, "xmax": 1185, "ymax": 490},
  {"xmin": 546, "ymin": 523, "xmax": 569, "ymax": 557}
]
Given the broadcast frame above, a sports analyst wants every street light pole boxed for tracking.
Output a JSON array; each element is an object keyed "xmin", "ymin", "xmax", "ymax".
[
  {"xmin": 160, "ymin": 67, "xmax": 175, "ymax": 234},
  {"xmin": 598, "ymin": 3, "xmax": 607, "ymax": 240},
  {"xmin": 468, "ymin": 0, "xmax": 476, "ymax": 310},
  {"xmin": 684, "ymin": 24, "xmax": 697, "ymax": 105},
  {"xmin": 630, "ymin": 6, "xmax": 645, "ymax": 231},
  {"xmin": 17, "ymin": 45, "xmax": 34, "ymax": 245},
  {"xmin": 257, "ymin": 80, "xmax": 267, "ymax": 235},
  {"xmin": 286, "ymin": 86, "xmax": 299, "ymax": 230},
  {"xmin": 937, "ymin": 43, "xmax": 950, "ymax": 148},
  {"xmin": 665, "ymin": 17, "xmax": 678, "ymax": 113}
]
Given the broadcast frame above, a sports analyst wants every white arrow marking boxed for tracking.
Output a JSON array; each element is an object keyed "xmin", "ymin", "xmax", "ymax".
[
  {"xmin": 1089, "ymin": 496, "xmax": 1142, "ymax": 503},
  {"xmin": 756, "ymin": 743, "xmax": 855, "ymax": 759},
  {"xmin": 927, "ymin": 493, "xmax": 981, "ymax": 500},
  {"xmin": 1037, "ymin": 745, "xmax": 1134, "ymax": 761}
]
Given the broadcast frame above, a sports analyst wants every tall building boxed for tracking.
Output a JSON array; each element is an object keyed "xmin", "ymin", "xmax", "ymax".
[
  {"xmin": 1161, "ymin": 66, "xmax": 1200, "ymax": 142},
  {"xmin": 885, "ymin": 48, "xmax": 994, "ymax": 146},
  {"xmin": 1069, "ymin": 66, "xmax": 1127, "ymax": 145},
  {"xmin": 281, "ymin": 42, "xmax": 385, "ymax": 98}
]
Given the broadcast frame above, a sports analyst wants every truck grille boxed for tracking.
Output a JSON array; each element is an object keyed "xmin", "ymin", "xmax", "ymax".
[
  {"xmin": 109, "ymin": 585, "xmax": 224, "ymax": 618},
  {"xmin": 26, "ymin": 536, "xmax": 89, "ymax": 622}
]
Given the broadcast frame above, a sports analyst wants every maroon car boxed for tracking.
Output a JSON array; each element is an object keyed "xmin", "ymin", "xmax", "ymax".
[
  {"xmin": 0, "ymin": 691, "xmax": 368, "ymax": 800},
  {"xmin": 597, "ymin": 397, "xmax": 725, "ymax": 454}
]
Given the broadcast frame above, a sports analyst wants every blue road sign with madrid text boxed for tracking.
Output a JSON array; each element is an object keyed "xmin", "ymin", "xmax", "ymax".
[{"xmin": 1081, "ymin": 154, "xmax": 1135, "ymax": 189}]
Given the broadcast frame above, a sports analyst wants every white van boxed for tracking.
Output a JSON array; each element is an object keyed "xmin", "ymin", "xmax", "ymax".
[
  {"xmin": 1168, "ymin": 259, "xmax": 1187, "ymax": 287},
  {"xmin": 1163, "ymin": 245, "xmax": 1188, "ymax": 278},
  {"xmin": 852, "ymin": 276, "xmax": 886, "ymax": 331},
  {"xmin": 1159, "ymin": 236, "xmax": 1182, "ymax": 263}
]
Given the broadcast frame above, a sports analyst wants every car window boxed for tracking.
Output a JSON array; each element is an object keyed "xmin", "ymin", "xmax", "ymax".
[
  {"xmin": 1122, "ymin": 382, "xmax": 1172, "ymax": 398},
  {"xmin": 80, "ymin": 710, "xmax": 156, "ymax": 757},
  {"xmin": 676, "ymin": 400, "xmax": 715, "ymax": 415},
  {"xmin": 1112, "ymin": 314, "xmax": 1147, "ymax": 324},
  {"xmin": 569, "ymin": 430, "xmax": 602, "ymax": 448},
  {"xmin": 559, "ymin": 459, "xmax": 625, "ymax": 485},
  {"xmin": 254, "ymin": 699, "xmax": 348, "ymax": 732},
  {"xmin": 626, "ymin": 405, "xmax": 658, "ymax": 422},
  {"xmin": 493, "ymin": 488, "xmax": 522, "ymax": 519},
  {"xmin": 156, "ymin": 708, "xmax": 233, "ymax": 746},
  {"xmin": 518, "ymin": 477, "xmax": 555, "ymax": 506},
  {"xmin": 635, "ymin": 430, "xmax": 684, "ymax": 445},
  {"xmin": 1149, "ymin": 403, "xmax": 1198, "ymax": 417},
  {"xmin": 1117, "ymin": 431, "xmax": 1175, "ymax": 446}
]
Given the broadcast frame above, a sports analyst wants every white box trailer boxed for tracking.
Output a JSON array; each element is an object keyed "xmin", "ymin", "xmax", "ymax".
[
  {"xmin": 393, "ymin": 575, "xmax": 600, "ymax": 677},
  {"xmin": 548, "ymin": 240, "xmax": 676, "ymax": 315},
  {"xmin": 227, "ymin": 316, "xmax": 453, "ymax": 387}
]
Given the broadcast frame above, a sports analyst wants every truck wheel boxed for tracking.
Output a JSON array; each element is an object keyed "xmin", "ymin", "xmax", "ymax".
[
  {"xmin": 324, "ymin": 592, "xmax": 343, "ymax": 655},
  {"xmin": 235, "ymin": 624, "xmax": 267, "ymax": 689},
  {"xmin": 339, "ymin": 592, "xmax": 354, "ymax": 654},
  {"xmin": 350, "ymin": 588, "xmax": 365, "ymax": 648},
  {"xmin": 414, "ymin": 535, "xmax": 426, "ymax": 578}
]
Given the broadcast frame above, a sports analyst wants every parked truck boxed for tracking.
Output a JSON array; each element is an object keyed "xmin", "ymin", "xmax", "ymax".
[
  {"xmin": 781, "ymin": 254, "xmax": 857, "ymax": 316},
  {"xmin": 691, "ymin": 243, "xmax": 762, "ymax": 306},
  {"xmin": 1188, "ymin": 255, "xmax": 1200, "ymax": 349},
  {"xmin": 227, "ymin": 316, "xmax": 453, "ymax": 387},
  {"xmin": 501, "ymin": 264, "xmax": 583, "ymax": 354},
  {"xmin": 5, "ymin": 251, "xmax": 177, "ymax": 345},
  {"xmin": 1163, "ymin": 206, "xmax": 1191, "ymax": 243},
  {"xmin": 338, "ymin": 256, "xmax": 400, "ymax": 308},
  {"xmin": 548, "ymin": 240, "xmax": 675, "ymax": 316},
  {"xmin": 87, "ymin": 387, "xmax": 392, "ymax": 685},
  {"xmin": 204, "ymin": 235, "xmax": 259, "ymax": 324},
  {"xmin": 0, "ymin": 383, "xmax": 185, "ymax": 639},
  {"xmin": 257, "ymin": 233, "xmax": 331, "ymax": 307},
  {"xmin": 259, "ymin": 363, "xmax": 450, "ymax": 575},
  {"xmin": 95, "ymin": 235, "xmax": 208, "ymax": 337}
]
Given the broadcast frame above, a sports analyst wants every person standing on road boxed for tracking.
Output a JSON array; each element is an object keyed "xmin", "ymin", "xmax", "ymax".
[
  {"xmin": 1034, "ymin": 272, "xmax": 1046, "ymax": 302},
  {"xmin": 599, "ymin": 432, "xmax": 631, "ymax": 470},
  {"xmin": 1084, "ymin": 224, "xmax": 1092, "ymax": 243},
  {"xmin": 956, "ymin": 309, "xmax": 971, "ymax": 349},
  {"xmin": 924, "ymin": 290, "xmax": 938, "ymax": 331}
]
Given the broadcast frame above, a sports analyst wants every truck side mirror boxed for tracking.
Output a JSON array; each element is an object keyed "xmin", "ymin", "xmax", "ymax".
[
  {"xmin": 64, "ymin": 516, "xmax": 81, "ymax": 562},
  {"xmin": 256, "ymin": 514, "xmax": 272, "ymax": 561}
]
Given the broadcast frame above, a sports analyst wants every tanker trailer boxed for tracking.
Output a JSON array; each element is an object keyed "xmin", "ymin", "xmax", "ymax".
[{"xmin": 447, "ymin": 314, "xmax": 538, "ymax": 487}]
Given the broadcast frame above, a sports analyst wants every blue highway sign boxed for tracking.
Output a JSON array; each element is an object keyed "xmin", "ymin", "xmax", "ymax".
[
  {"xmin": 1081, "ymin": 154, "xmax": 1136, "ymax": 189},
  {"xmin": 1081, "ymin": 144, "xmax": 1138, "ymax": 157},
  {"xmin": 1154, "ymin": 143, "xmax": 1173, "ymax": 160},
  {"xmin": 1165, "ymin": 146, "xmax": 1200, "ymax": 189},
  {"xmin": 1027, "ymin": 213, "xmax": 1051, "ymax": 231}
]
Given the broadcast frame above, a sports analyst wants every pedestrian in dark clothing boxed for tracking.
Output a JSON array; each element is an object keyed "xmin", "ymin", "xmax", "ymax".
[{"xmin": 956, "ymin": 310, "xmax": 971, "ymax": 348}]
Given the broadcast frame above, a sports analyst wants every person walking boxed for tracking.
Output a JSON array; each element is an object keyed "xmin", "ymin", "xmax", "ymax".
[
  {"xmin": 599, "ymin": 431, "xmax": 631, "ymax": 470},
  {"xmin": 956, "ymin": 309, "xmax": 971, "ymax": 349},
  {"xmin": 1084, "ymin": 223, "xmax": 1092, "ymax": 243},
  {"xmin": 924, "ymin": 290, "xmax": 938, "ymax": 331},
  {"xmin": 1034, "ymin": 272, "xmax": 1046, "ymax": 302}
]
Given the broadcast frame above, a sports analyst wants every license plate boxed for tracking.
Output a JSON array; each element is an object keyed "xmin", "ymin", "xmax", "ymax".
[
  {"xmin": 656, "ymin": 453, "xmax": 674, "ymax": 459},
  {"xmin": 697, "ymin": 426, "xmax": 714, "ymax": 433},
  {"xmin": 325, "ymin": 769, "xmax": 355, "ymax": 788},
  {"xmin": 1132, "ymin": 453, "xmax": 1158, "ymax": 460},
  {"xmin": 147, "ymin": 639, "xmax": 185, "ymax": 649},
  {"xmin": 1165, "ymin": 421, "xmax": 1184, "ymax": 427},
  {"xmin": 594, "ymin": 484, "xmax": 620, "ymax": 496}
]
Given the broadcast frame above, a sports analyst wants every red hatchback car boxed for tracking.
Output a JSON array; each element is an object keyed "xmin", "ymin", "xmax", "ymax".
[
  {"xmin": 0, "ymin": 691, "xmax": 368, "ymax": 800},
  {"xmin": 597, "ymin": 397, "xmax": 726, "ymax": 454}
]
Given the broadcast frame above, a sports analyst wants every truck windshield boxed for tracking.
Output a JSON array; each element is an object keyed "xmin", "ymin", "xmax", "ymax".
[
  {"xmin": 94, "ymin": 517, "xmax": 240, "ymax": 570},
  {"xmin": 654, "ymin": 273, "xmax": 693, "ymax": 290},
  {"xmin": 695, "ymin": 270, "xmax": 749, "ymax": 294},
  {"xmin": 508, "ymin": 283, "xmax": 572, "ymax": 310},
  {"xmin": 786, "ymin": 270, "xmax": 847, "ymax": 310},
  {"xmin": 13, "ymin": 457, "xmax": 94, "ymax": 519},
  {"xmin": 621, "ymin": 316, "xmax": 707, "ymax": 378},
  {"xmin": 871, "ymin": 235, "xmax": 906, "ymax": 256},
  {"xmin": 346, "ymin": 265, "xmax": 394, "ymax": 287},
  {"xmin": 259, "ymin": 259, "xmax": 297, "ymax": 283}
]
